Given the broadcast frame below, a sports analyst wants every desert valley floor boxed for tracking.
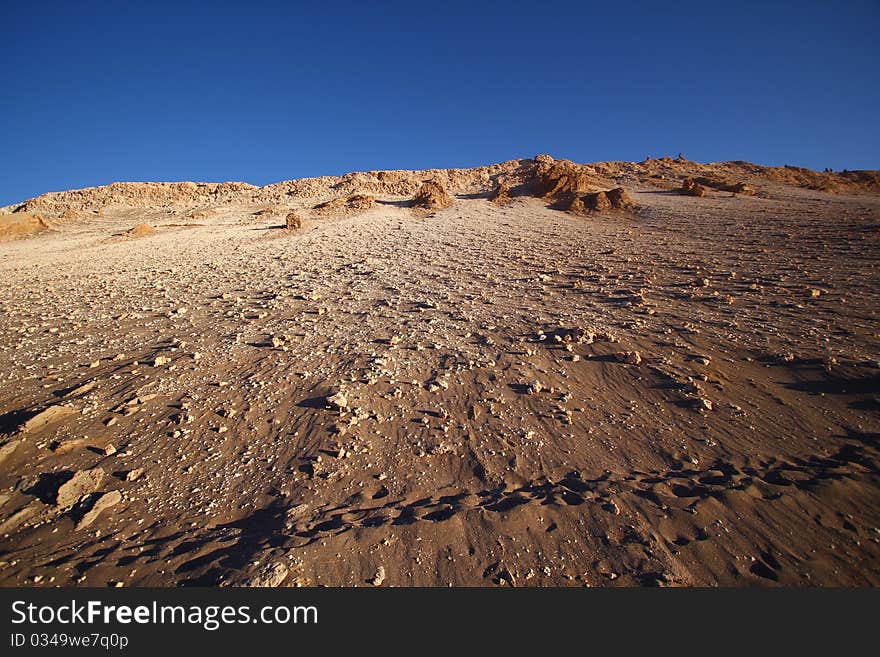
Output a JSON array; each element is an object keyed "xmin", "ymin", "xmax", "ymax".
[{"xmin": 0, "ymin": 157, "xmax": 878, "ymax": 586}]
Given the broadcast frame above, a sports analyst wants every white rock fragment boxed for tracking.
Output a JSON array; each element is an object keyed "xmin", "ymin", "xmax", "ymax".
[
  {"xmin": 370, "ymin": 566, "xmax": 386, "ymax": 586},
  {"xmin": 125, "ymin": 468, "xmax": 145, "ymax": 482},
  {"xmin": 326, "ymin": 390, "xmax": 349, "ymax": 410},
  {"xmin": 238, "ymin": 562, "xmax": 289, "ymax": 587}
]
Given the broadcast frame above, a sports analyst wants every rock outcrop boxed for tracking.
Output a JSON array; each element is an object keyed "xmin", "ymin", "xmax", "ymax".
[
  {"xmin": 489, "ymin": 182, "xmax": 512, "ymax": 205},
  {"xmin": 681, "ymin": 178, "xmax": 708, "ymax": 197},
  {"xmin": 126, "ymin": 223, "xmax": 157, "ymax": 237},
  {"xmin": 286, "ymin": 212, "xmax": 303, "ymax": 229},
  {"xmin": 0, "ymin": 212, "xmax": 49, "ymax": 241},
  {"xmin": 411, "ymin": 181, "xmax": 453, "ymax": 212},
  {"xmin": 568, "ymin": 187, "xmax": 635, "ymax": 215},
  {"xmin": 314, "ymin": 194, "xmax": 376, "ymax": 216}
]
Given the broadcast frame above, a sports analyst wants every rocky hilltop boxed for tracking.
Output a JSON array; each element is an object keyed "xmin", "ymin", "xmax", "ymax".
[{"xmin": 5, "ymin": 155, "xmax": 879, "ymax": 221}]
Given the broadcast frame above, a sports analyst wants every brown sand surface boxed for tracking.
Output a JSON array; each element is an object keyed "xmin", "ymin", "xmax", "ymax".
[{"xmin": 0, "ymin": 156, "xmax": 878, "ymax": 587}]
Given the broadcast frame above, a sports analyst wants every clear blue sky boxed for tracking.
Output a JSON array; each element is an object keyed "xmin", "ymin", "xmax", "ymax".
[{"xmin": 2, "ymin": 0, "xmax": 878, "ymax": 206}]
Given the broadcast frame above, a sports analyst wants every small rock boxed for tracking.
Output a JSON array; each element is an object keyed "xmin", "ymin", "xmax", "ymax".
[
  {"xmin": 125, "ymin": 468, "xmax": 144, "ymax": 482},
  {"xmin": 285, "ymin": 212, "xmax": 303, "ymax": 230},
  {"xmin": 681, "ymin": 179, "xmax": 708, "ymax": 197},
  {"xmin": 127, "ymin": 393, "xmax": 157, "ymax": 406},
  {"xmin": 370, "ymin": 566, "xmax": 386, "ymax": 586},
  {"xmin": 614, "ymin": 351, "xmax": 641, "ymax": 365},
  {"xmin": 0, "ymin": 501, "xmax": 39, "ymax": 534},
  {"xmin": 0, "ymin": 440, "xmax": 21, "ymax": 466},
  {"xmin": 75, "ymin": 490, "xmax": 122, "ymax": 530},
  {"xmin": 22, "ymin": 405, "xmax": 77, "ymax": 433},
  {"xmin": 688, "ymin": 396, "xmax": 713, "ymax": 412},
  {"xmin": 56, "ymin": 468, "xmax": 105, "ymax": 508},
  {"xmin": 603, "ymin": 500, "xmax": 621, "ymax": 515},
  {"xmin": 65, "ymin": 381, "xmax": 96, "ymax": 398},
  {"xmin": 623, "ymin": 351, "xmax": 642, "ymax": 365},
  {"xmin": 425, "ymin": 378, "xmax": 449, "ymax": 392},
  {"xmin": 326, "ymin": 390, "xmax": 349, "ymax": 410},
  {"xmin": 239, "ymin": 562, "xmax": 289, "ymax": 587},
  {"xmin": 489, "ymin": 182, "xmax": 512, "ymax": 205}
]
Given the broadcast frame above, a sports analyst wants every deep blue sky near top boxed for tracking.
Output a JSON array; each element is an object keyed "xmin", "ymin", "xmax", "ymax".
[{"xmin": 1, "ymin": 1, "xmax": 878, "ymax": 206}]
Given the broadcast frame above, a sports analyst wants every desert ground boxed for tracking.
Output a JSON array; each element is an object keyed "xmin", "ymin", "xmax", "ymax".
[{"xmin": 0, "ymin": 156, "xmax": 878, "ymax": 586}]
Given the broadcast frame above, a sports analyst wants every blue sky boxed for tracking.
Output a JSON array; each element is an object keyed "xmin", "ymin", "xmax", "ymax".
[{"xmin": 1, "ymin": 0, "xmax": 878, "ymax": 206}]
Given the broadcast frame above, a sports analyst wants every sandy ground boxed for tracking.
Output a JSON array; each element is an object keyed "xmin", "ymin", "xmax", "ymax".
[{"xmin": 0, "ymin": 167, "xmax": 879, "ymax": 587}]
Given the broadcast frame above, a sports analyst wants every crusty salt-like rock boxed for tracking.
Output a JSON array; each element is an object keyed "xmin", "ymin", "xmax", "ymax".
[{"xmin": 65, "ymin": 381, "xmax": 96, "ymax": 398}]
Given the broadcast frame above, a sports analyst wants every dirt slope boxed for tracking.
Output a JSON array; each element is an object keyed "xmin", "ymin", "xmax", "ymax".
[{"xmin": 0, "ymin": 156, "xmax": 878, "ymax": 587}]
